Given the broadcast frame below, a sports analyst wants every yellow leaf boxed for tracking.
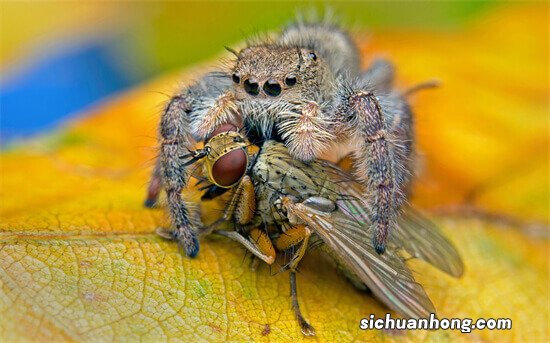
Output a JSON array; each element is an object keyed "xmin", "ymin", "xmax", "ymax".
[{"xmin": 1, "ymin": 4, "xmax": 548, "ymax": 342}]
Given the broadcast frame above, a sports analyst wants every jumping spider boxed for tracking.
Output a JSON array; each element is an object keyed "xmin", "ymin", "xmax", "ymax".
[{"xmin": 146, "ymin": 21, "xmax": 416, "ymax": 258}]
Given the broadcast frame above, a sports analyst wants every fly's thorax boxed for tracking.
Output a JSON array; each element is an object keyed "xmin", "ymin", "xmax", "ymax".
[
  {"xmin": 203, "ymin": 131, "xmax": 248, "ymax": 188},
  {"xmin": 249, "ymin": 141, "xmax": 341, "ymax": 221},
  {"xmin": 262, "ymin": 143, "xmax": 339, "ymax": 195},
  {"xmin": 252, "ymin": 143, "xmax": 315, "ymax": 197}
]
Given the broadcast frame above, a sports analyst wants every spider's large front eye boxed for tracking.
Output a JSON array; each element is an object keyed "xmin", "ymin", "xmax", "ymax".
[
  {"xmin": 308, "ymin": 52, "xmax": 317, "ymax": 61},
  {"xmin": 285, "ymin": 75, "xmax": 297, "ymax": 86},
  {"xmin": 263, "ymin": 79, "xmax": 281, "ymax": 97},
  {"xmin": 232, "ymin": 73, "xmax": 240, "ymax": 84},
  {"xmin": 244, "ymin": 79, "xmax": 260, "ymax": 96}
]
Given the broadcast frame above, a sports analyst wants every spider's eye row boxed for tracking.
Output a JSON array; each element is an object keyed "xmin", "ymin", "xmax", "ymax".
[
  {"xmin": 285, "ymin": 75, "xmax": 297, "ymax": 86},
  {"xmin": 232, "ymin": 73, "xmax": 241, "ymax": 84},
  {"xmin": 308, "ymin": 52, "xmax": 317, "ymax": 61}
]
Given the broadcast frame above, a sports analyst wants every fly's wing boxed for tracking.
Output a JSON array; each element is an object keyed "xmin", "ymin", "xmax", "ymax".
[
  {"xmin": 285, "ymin": 200, "xmax": 436, "ymax": 318},
  {"xmin": 321, "ymin": 162, "xmax": 464, "ymax": 278},
  {"xmin": 395, "ymin": 208, "xmax": 464, "ymax": 277}
]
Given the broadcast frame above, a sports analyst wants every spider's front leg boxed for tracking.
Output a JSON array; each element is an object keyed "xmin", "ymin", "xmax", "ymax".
[
  {"xmin": 144, "ymin": 159, "xmax": 162, "ymax": 208},
  {"xmin": 341, "ymin": 89, "xmax": 413, "ymax": 254},
  {"xmin": 145, "ymin": 72, "xmax": 240, "ymax": 206},
  {"xmin": 157, "ymin": 94, "xmax": 202, "ymax": 257},
  {"xmin": 148, "ymin": 72, "xmax": 239, "ymax": 257}
]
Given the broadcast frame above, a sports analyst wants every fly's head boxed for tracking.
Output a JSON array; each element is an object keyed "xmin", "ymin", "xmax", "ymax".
[{"xmin": 183, "ymin": 124, "xmax": 249, "ymax": 189}]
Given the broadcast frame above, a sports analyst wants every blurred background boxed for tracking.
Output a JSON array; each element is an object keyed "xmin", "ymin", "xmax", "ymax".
[{"xmin": 1, "ymin": 1, "xmax": 500, "ymax": 144}]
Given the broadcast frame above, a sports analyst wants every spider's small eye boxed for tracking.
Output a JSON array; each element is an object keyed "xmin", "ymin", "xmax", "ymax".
[
  {"xmin": 232, "ymin": 73, "xmax": 241, "ymax": 84},
  {"xmin": 233, "ymin": 136, "xmax": 244, "ymax": 143},
  {"xmin": 308, "ymin": 52, "xmax": 317, "ymax": 61},
  {"xmin": 285, "ymin": 75, "xmax": 297, "ymax": 86}
]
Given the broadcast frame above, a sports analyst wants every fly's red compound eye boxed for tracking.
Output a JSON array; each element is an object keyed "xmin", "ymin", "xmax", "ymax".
[
  {"xmin": 207, "ymin": 122, "xmax": 247, "ymax": 187},
  {"xmin": 211, "ymin": 149, "xmax": 247, "ymax": 187}
]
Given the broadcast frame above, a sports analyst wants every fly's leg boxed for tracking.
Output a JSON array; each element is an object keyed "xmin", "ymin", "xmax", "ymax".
[
  {"xmin": 275, "ymin": 224, "xmax": 307, "ymax": 250},
  {"xmin": 250, "ymin": 257, "xmax": 260, "ymax": 272},
  {"xmin": 207, "ymin": 176, "xmax": 275, "ymax": 264},
  {"xmin": 233, "ymin": 176, "xmax": 256, "ymax": 225},
  {"xmin": 214, "ymin": 230, "xmax": 275, "ymax": 265},
  {"xmin": 199, "ymin": 175, "xmax": 255, "ymax": 236},
  {"xmin": 340, "ymin": 89, "xmax": 413, "ymax": 254},
  {"xmin": 274, "ymin": 224, "xmax": 311, "ymax": 271},
  {"xmin": 288, "ymin": 228, "xmax": 310, "ymax": 270},
  {"xmin": 249, "ymin": 228, "xmax": 276, "ymax": 264},
  {"xmin": 277, "ymin": 197, "xmax": 315, "ymax": 335},
  {"xmin": 290, "ymin": 271, "xmax": 316, "ymax": 336}
]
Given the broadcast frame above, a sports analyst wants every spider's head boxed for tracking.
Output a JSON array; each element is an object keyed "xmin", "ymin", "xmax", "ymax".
[{"xmin": 231, "ymin": 45, "xmax": 331, "ymax": 102}]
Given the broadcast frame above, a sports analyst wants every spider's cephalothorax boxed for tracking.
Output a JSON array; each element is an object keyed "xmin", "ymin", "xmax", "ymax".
[{"xmin": 145, "ymin": 21, "xmax": 414, "ymax": 257}]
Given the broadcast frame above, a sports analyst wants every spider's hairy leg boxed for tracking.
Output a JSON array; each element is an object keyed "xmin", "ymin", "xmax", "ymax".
[
  {"xmin": 144, "ymin": 158, "xmax": 162, "ymax": 208},
  {"xmin": 340, "ymin": 89, "xmax": 412, "ymax": 254},
  {"xmin": 187, "ymin": 72, "xmax": 240, "ymax": 139},
  {"xmin": 159, "ymin": 94, "xmax": 201, "ymax": 257},
  {"xmin": 361, "ymin": 59, "xmax": 395, "ymax": 92},
  {"xmin": 147, "ymin": 72, "xmax": 237, "ymax": 257},
  {"xmin": 145, "ymin": 72, "xmax": 235, "ymax": 205}
]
